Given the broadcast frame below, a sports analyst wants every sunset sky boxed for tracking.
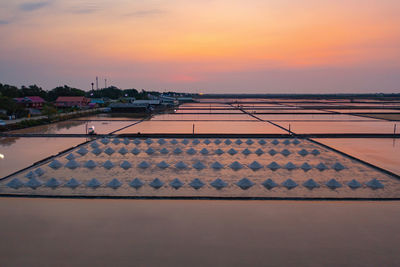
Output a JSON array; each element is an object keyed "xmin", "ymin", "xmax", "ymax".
[{"xmin": 0, "ymin": 0, "xmax": 399, "ymax": 93}]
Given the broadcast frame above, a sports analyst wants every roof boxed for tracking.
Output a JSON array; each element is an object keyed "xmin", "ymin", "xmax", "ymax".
[
  {"xmin": 90, "ymin": 99, "xmax": 105, "ymax": 104},
  {"xmin": 56, "ymin": 96, "xmax": 87, "ymax": 102},
  {"xmin": 14, "ymin": 96, "xmax": 45, "ymax": 103}
]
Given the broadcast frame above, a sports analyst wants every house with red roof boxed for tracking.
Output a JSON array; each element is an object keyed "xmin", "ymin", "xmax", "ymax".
[
  {"xmin": 55, "ymin": 96, "xmax": 90, "ymax": 108},
  {"xmin": 14, "ymin": 96, "xmax": 46, "ymax": 109}
]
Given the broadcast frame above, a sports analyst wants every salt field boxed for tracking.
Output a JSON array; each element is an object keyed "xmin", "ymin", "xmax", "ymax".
[{"xmin": 1, "ymin": 98, "xmax": 399, "ymax": 200}]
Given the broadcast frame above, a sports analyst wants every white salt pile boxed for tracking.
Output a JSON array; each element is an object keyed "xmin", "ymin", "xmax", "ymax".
[
  {"xmin": 211, "ymin": 178, "xmax": 227, "ymax": 190},
  {"xmin": 224, "ymin": 139, "xmax": 232, "ymax": 145},
  {"xmin": 190, "ymin": 178, "xmax": 205, "ymax": 189},
  {"xmin": 227, "ymin": 148, "xmax": 238, "ymax": 155},
  {"xmin": 65, "ymin": 178, "xmax": 81, "ymax": 188},
  {"xmin": 145, "ymin": 147, "xmax": 155, "ymax": 155},
  {"xmin": 347, "ymin": 179, "xmax": 361, "ymax": 189},
  {"xmin": 92, "ymin": 148, "xmax": 102, "ymax": 156},
  {"xmin": 170, "ymin": 139, "xmax": 178, "ymax": 145},
  {"xmin": 214, "ymin": 139, "xmax": 222, "ymax": 145},
  {"xmin": 283, "ymin": 139, "xmax": 291, "ymax": 145},
  {"xmin": 242, "ymin": 148, "xmax": 251, "ymax": 155},
  {"xmin": 200, "ymin": 148, "xmax": 209, "ymax": 155},
  {"xmin": 282, "ymin": 179, "xmax": 298, "ymax": 189},
  {"xmin": 25, "ymin": 177, "xmax": 42, "ymax": 189},
  {"xmin": 255, "ymin": 148, "xmax": 264, "ymax": 156},
  {"xmin": 211, "ymin": 161, "xmax": 224, "ymax": 170},
  {"xmin": 66, "ymin": 153, "xmax": 75, "ymax": 160},
  {"xmin": 215, "ymin": 148, "xmax": 224, "ymax": 155},
  {"xmin": 267, "ymin": 162, "xmax": 281, "ymax": 171},
  {"xmin": 118, "ymin": 147, "xmax": 128, "ymax": 155},
  {"xmin": 333, "ymin": 162, "xmax": 345, "ymax": 171},
  {"xmin": 104, "ymin": 147, "xmax": 115, "ymax": 155},
  {"xmin": 160, "ymin": 148, "xmax": 169, "ymax": 154},
  {"xmin": 130, "ymin": 178, "xmax": 144, "ymax": 189},
  {"xmin": 138, "ymin": 161, "xmax": 150, "ymax": 169},
  {"xmin": 281, "ymin": 149, "xmax": 291, "ymax": 157},
  {"xmin": 268, "ymin": 149, "xmax": 277, "ymax": 156},
  {"xmin": 235, "ymin": 139, "xmax": 243, "ymax": 145},
  {"xmin": 303, "ymin": 179, "xmax": 319, "ymax": 189},
  {"xmin": 186, "ymin": 148, "xmax": 196, "ymax": 155},
  {"xmin": 158, "ymin": 139, "xmax": 166, "ymax": 145},
  {"xmin": 285, "ymin": 162, "xmax": 297, "ymax": 170},
  {"xmin": 175, "ymin": 161, "xmax": 188, "ymax": 170},
  {"xmin": 182, "ymin": 139, "xmax": 189, "ymax": 145},
  {"xmin": 170, "ymin": 178, "xmax": 184, "ymax": 189},
  {"xmin": 87, "ymin": 178, "xmax": 101, "ymax": 188},
  {"xmin": 84, "ymin": 160, "xmax": 97, "ymax": 169},
  {"xmin": 366, "ymin": 178, "xmax": 384, "ymax": 189},
  {"xmin": 77, "ymin": 147, "xmax": 89, "ymax": 156},
  {"xmin": 311, "ymin": 149, "xmax": 320, "ymax": 156},
  {"xmin": 193, "ymin": 161, "xmax": 206, "ymax": 170},
  {"xmin": 292, "ymin": 139, "xmax": 301, "ymax": 145},
  {"xmin": 112, "ymin": 138, "xmax": 120, "ymax": 145},
  {"xmin": 173, "ymin": 148, "xmax": 183, "ymax": 154},
  {"xmin": 262, "ymin": 179, "xmax": 278, "ymax": 189},
  {"xmin": 249, "ymin": 161, "xmax": 262, "ymax": 171},
  {"xmin": 103, "ymin": 160, "xmax": 114, "ymax": 169},
  {"xmin": 131, "ymin": 148, "xmax": 140, "ymax": 155},
  {"xmin": 236, "ymin": 178, "xmax": 254, "ymax": 190},
  {"xmin": 101, "ymin": 138, "xmax": 110, "ymax": 144},
  {"xmin": 301, "ymin": 162, "xmax": 312, "ymax": 172},
  {"xmin": 90, "ymin": 141, "xmax": 99, "ymax": 148},
  {"xmin": 145, "ymin": 138, "xmax": 153, "ymax": 145},
  {"xmin": 34, "ymin": 168, "xmax": 45, "ymax": 176},
  {"xmin": 120, "ymin": 161, "xmax": 132, "ymax": 170},
  {"xmin": 46, "ymin": 178, "xmax": 61, "ymax": 188},
  {"xmin": 25, "ymin": 171, "xmax": 35, "ymax": 179},
  {"xmin": 65, "ymin": 160, "xmax": 80, "ymax": 169},
  {"xmin": 49, "ymin": 160, "xmax": 62, "ymax": 170},
  {"xmin": 326, "ymin": 179, "xmax": 342, "ymax": 189},
  {"xmin": 246, "ymin": 139, "xmax": 254, "ymax": 145},
  {"xmin": 107, "ymin": 178, "xmax": 122, "ymax": 189},
  {"xmin": 150, "ymin": 178, "xmax": 164, "ymax": 189},
  {"xmin": 7, "ymin": 178, "xmax": 24, "ymax": 189},
  {"xmin": 258, "ymin": 139, "xmax": 267, "ymax": 145},
  {"xmin": 298, "ymin": 149, "xmax": 309, "ymax": 157},
  {"xmin": 157, "ymin": 161, "xmax": 170, "ymax": 169},
  {"xmin": 316, "ymin": 162, "xmax": 328, "ymax": 171},
  {"xmin": 229, "ymin": 161, "xmax": 243, "ymax": 171}
]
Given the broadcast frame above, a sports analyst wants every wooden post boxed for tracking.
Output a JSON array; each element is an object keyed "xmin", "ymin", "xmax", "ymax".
[{"xmin": 192, "ymin": 124, "xmax": 195, "ymax": 135}]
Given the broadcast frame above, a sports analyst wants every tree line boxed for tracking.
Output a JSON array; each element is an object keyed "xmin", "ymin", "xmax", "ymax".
[{"xmin": 0, "ymin": 83, "xmax": 163, "ymax": 102}]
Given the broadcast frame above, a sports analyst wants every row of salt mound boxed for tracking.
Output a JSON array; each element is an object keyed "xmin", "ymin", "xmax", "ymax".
[
  {"xmin": 6, "ymin": 177, "xmax": 384, "ymax": 190},
  {"xmin": 97, "ymin": 138, "xmax": 301, "ymax": 146},
  {"xmin": 83, "ymin": 147, "xmax": 321, "ymax": 156},
  {"xmin": 52, "ymin": 159, "xmax": 345, "ymax": 171}
]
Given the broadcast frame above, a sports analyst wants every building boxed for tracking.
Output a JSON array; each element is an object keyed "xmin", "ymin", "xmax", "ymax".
[
  {"xmin": 55, "ymin": 96, "xmax": 90, "ymax": 108},
  {"xmin": 14, "ymin": 96, "xmax": 46, "ymax": 109}
]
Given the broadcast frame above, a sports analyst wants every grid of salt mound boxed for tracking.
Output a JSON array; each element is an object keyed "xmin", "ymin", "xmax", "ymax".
[{"xmin": 0, "ymin": 138, "xmax": 399, "ymax": 198}]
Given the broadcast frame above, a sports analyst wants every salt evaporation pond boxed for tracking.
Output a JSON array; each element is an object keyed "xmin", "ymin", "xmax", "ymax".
[{"xmin": 1, "ymin": 137, "xmax": 398, "ymax": 199}]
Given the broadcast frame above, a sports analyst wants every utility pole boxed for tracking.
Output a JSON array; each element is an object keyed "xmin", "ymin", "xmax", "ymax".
[
  {"xmin": 105, "ymin": 79, "xmax": 107, "ymax": 89},
  {"xmin": 96, "ymin": 76, "xmax": 98, "ymax": 90},
  {"xmin": 91, "ymin": 82, "xmax": 94, "ymax": 91}
]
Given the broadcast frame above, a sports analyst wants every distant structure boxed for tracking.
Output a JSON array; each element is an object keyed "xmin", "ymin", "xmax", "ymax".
[
  {"xmin": 55, "ymin": 96, "xmax": 90, "ymax": 108},
  {"xmin": 96, "ymin": 77, "xmax": 99, "ymax": 90}
]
